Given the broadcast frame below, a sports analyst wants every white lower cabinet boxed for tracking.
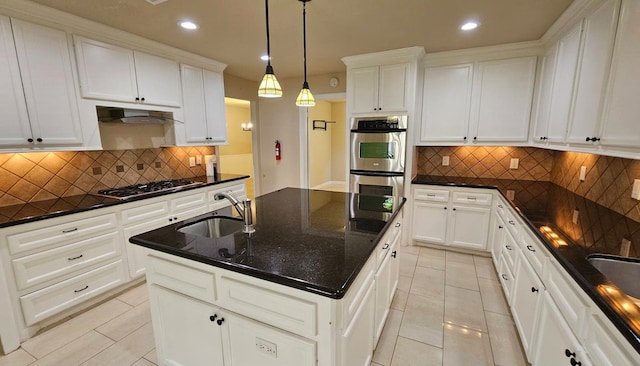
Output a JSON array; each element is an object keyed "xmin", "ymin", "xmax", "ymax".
[
  {"xmin": 510, "ymin": 251, "xmax": 544, "ymax": 357},
  {"xmin": 448, "ymin": 205, "xmax": 491, "ymax": 250},
  {"xmin": 585, "ymin": 306, "xmax": 638, "ymax": 366},
  {"xmin": 412, "ymin": 201, "xmax": 448, "ymax": 244},
  {"xmin": 341, "ymin": 281, "xmax": 376, "ymax": 366},
  {"xmin": 374, "ymin": 233, "xmax": 399, "ymax": 345},
  {"xmin": 532, "ymin": 293, "xmax": 592, "ymax": 366}
]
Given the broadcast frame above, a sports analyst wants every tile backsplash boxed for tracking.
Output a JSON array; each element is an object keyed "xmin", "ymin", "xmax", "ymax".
[{"xmin": 0, "ymin": 146, "xmax": 215, "ymax": 207}]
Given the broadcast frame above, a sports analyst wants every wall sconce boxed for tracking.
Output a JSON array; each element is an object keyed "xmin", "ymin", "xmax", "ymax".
[{"xmin": 242, "ymin": 122, "xmax": 253, "ymax": 131}]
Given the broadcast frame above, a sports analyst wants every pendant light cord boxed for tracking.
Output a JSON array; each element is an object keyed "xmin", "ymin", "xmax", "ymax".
[
  {"xmin": 265, "ymin": 0, "xmax": 272, "ymax": 67},
  {"xmin": 302, "ymin": 0, "xmax": 308, "ymax": 84}
]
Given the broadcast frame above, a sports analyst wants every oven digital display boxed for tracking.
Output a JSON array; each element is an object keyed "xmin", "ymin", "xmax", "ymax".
[
  {"xmin": 359, "ymin": 142, "xmax": 396, "ymax": 159},
  {"xmin": 358, "ymin": 195, "xmax": 394, "ymax": 213}
]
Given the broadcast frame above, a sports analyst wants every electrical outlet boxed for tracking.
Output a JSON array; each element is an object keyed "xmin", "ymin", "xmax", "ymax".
[
  {"xmin": 509, "ymin": 158, "xmax": 519, "ymax": 170},
  {"xmin": 579, "ymin": 166, "xmax": 587, "ymax": 181},
  {"xmin": 507, "ymin": 190, "xmax": 515, "ymax": 200},
  {"xmin": 256, "ymin": 337, "xmax": 277, "ymax": 357},
  {"xmin": 188, "ymin": 156, "xmax": 196, "ymax": 167},
  {"xmin": 572, "ymin": 209, "xmax": 579, "ymax": 224},
  {"xmin": 442, "ymin": 156, "xmax": 450, "ymax": 166},
  {"xmin": 632, "ymin": 179, "xmax": 640, "ymax": 200},
  {"xmin": 196, "ymin": 155, "xmax": 202, "ymax": 165},
  {"xmin": 620, "ymin": 238, "xmax": 631, "ymax": 257}
]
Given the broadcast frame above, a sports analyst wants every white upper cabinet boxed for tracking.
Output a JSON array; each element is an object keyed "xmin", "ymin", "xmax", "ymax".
[
  {"xmin": 420, "ymin": 64, "xmax": 473, "ymax": 143},
  {"xmin": 567, "ymin": 0, "xmax": 620, "ymax": 144},
  {"xmin": 533, "ymin": 43, "xmax": 559, "ymax": 143},
  {"xmin": 600, "ymin": 0, "xmax": 640, "ymax": 147},
  {"xmin": 350, "ymin": 63, "xmax": 409, "ymax": 114},
  {"xmin": 74, "ymin": 36, "xmax": 181, "ymax": 107},
  {"xmin": 181, "ymin": 64, "xmax": 227, "ymax": 144},
  {"xmin": 470, "ymin": 56, "xmax": 537, "ymax": 142},
  {"xmin": 0, "ymin": 18, "xmax": 83, "ymax": 147}
]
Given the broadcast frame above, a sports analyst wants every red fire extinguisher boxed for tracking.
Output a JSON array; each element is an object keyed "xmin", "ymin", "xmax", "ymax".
[{"xmin": 275, "ymin": 140, "xmax": 281, "ymax": 161}]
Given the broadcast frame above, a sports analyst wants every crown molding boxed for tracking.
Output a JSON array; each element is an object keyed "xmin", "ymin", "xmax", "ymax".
[{"xmin": 342, "ymin": 46, "xmax": 426, "ymax": 67}]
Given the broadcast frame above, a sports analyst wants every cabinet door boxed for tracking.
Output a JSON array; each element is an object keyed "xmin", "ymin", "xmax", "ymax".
[
  {"xmin": 471, "ymin": 56, "xmax": 536, "ymax": 142},
  {"xmin": 374, "ymin": 248, "xmax": 393, "ymax": 345},
  {"xmin": 420, "ymin": 64, "xmax": 473, "ymax": 143},
  {"xmin": 532, "ymin": 293, "xmax": 592, "ymax": 366},
  {"xmin": 225, "ymin": 311, "xmax": 316, "ymax": 366},
  {"xmin": 133, "ymin": 51, "xmax": 181, "ymax": 107},
  {"xmin": 0, "ymin": 15, "xmax": 32, "ymax": 146},
  {"xmin": 412, "ymin": 201, "xmax": 448, "ymax": 245},
  {"xmin": 123, "ymin": 216, "xmax": 169, "ymax": 278},
  {"xmin": 448, "ymin": 205, "xmax": 491, "ymax": 250},
  {"xmin": 181, "ymin": 64, "xmax": 209, "ymax": 143},
  {"xmin": 149, "ymin": 285, "xmax": 225, "ymax": 366},
  {"xmin": 600, "ymin": 0, "xmax": 640, "ymax": 147},
  {"xmin": 566, "ymin": 0, "xmax": 620, "ymax": 144},
  {"xmin": 11, "ymin": 19, "xmax": 83, "ymax": 145},
  {"xmin": 203, "ymin": 69, "xmax": 228, "ymax": 143},
  {"xmin": 378, "ymin": 63, "xmax": 409, "ymax": 112},
  {"xmin": 341, "ymin": 280, "xmax": 375, "ymax": 366},
  {"xmin": 491, "ymin": 215, "xmax": 506, "ymax": 266},
  {"xmin": 533, "ymin": 43, "xmax": 559, "ymax": 142},
  {"xmin": 350, "ymin": 66, "xmax": 379, "ymax": 113},
  {"xmin": 511, "ymin": 252, "xmax": 544, "ymax": 356},
  {"xmin": 74, "ymin": 36, "xmax": 138, "ymax": 103}
]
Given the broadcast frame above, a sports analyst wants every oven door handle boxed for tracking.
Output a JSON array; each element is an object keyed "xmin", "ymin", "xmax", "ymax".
[{"xmin": 350, "ymin": 170, "xmax": 404, "ymax": 177}]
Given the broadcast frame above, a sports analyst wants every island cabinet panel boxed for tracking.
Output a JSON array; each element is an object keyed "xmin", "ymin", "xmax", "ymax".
[
  {"xmin": 341, "ymin": 280, "xmax": 375, "ymax": 366},
  {"xmin": 146, "ymin": 255, "xmax": 217, "ymax": 304}
]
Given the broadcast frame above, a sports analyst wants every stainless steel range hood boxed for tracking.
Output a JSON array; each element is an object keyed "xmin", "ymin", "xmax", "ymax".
[{"xmin": 96, "ymin": 106, "xmax": 174, "ymax": 124}]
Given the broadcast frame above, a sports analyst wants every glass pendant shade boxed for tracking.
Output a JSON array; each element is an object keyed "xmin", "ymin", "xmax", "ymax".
[
  {"xmin": 258, "ymin": 65, "xmax": 282, "ymax": 98},
  {"xmin": 296, "ymin": 81, "xmax": 315, "ymax": 106}
]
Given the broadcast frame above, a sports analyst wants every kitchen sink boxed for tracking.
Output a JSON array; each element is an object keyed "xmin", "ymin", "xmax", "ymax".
[
  {"xmin": 587, "ymin": 254, "xmax": 640, "ymax": 299},
  {"xmin": 178, "ymin": 216, "xmax": 244, "ymax": 238}
]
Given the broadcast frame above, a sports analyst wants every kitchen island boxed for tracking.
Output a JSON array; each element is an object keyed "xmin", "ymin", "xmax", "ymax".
[{"xmin": 130, "ymin": 188, "xmax": 405, "ymax": 366}]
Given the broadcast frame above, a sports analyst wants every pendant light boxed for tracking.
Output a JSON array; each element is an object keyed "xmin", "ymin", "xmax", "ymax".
[
  {"xmin": 258, "ymin": 0, "xmax": 282, "ymax": 98},
  {"xmin": 296, "ymin": 0, "xmax": 315, "ymax": 107}
]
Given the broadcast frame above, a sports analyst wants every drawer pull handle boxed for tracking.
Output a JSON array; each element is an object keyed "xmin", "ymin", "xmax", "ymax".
[
  {"xmin": 505, "ymin": 245, "xmax": 512, "ymax": 250},
  {"xmin": 565, "ymin": 349, "xmax": 576, "ymax": 358},
  {"xmin": 382, "ymin": 243, "xmax": 390, "ymax": 250},
  {"xmin": 391, "ymin": 250, "xmax": 397, "ymax": 258},
  {"xmin": 531, "ymin": 287, "xmax": 539, "ymax": 293},
  {"xmin": 74, "ymin": 285, "xmax": 89, "ymax": 293},
  {"xmin": 508, "ymin": 220, "xmax": 516, "ymax": 225},
  {"xmin": 62, "ymin": 228, "xmax": 78, "ymax": 233},
  {"xmin": 467, "ymin": 197, "xmax": 476, "ymax": 200},
  {"xmin": 209, "ymin": 314, "xmax": 217, "ymax": 322},
  {"xmin": 67, "ymin": 254, "xmax": 84, "ymax": 261},
  {"xmin": 395, "ymin": 222, "xmax": 401, "ymax": 227},
  {"xmin": 426, "ymin": 194, "xmax": 436, "ymax": 197},
  {"xmin": 498, "ymin": 204, "xmax": 503, "ymax": 208},
  {"xmin": 216, "ymin": 317, "xmax": 225, "ymax": 326},
  {"xmin": 501, "ymin": 274, "xmax": 508, "ymax": 281},
  {"xmin": 526, "ymin": 245, "xmax": 536, "ymax": 252}
]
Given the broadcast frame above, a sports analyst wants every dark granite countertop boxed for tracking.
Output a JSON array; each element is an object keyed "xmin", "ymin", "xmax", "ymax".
[
  {"xmin": 0, "ymin": 174, "xmax": 250, "ymax": 229},
  {"xmin": 412, "ymin": 175, "xmax": 640, "ymax": 353},
  {"xmin": 130, "ymin": 188, "xmax": 405, "ymax": 299}
]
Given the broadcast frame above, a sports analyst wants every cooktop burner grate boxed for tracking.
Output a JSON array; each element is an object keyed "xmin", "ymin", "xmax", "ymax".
[{"xmin": 95, "ymin": 179, "xmax": 202, "ymax": 199}]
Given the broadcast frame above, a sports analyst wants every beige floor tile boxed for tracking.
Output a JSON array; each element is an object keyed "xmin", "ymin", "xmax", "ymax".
[
  {"xmin": 22, "ymin": 299, "xmax": 132, "ymax": 359},
  {"xmin": 399, "ymin": 253, "xmax": 418, "ymax": 278},
  {"xmin": 0, "ymin": 348, "xmax": 36, "ymax": 366},
  {"xmin": 417, "ymin": 249, "xmax": 446, "ymax": 271},
  {"xmin": 391, "ymin": 337, "xmax": 443, "ymax": 366},
  {"xmin": 399, "ymin": 293, "xmax": 444, "ymax": 347},
  {"xmin": 143, "ymin": 349, "xmax": 157, "ymax": 364},
  {"xmin": 445, "ymin": 260, "xmax": 479, "ymax": 291},
  {"xmin": 445, "ymin": 251, "xmax": 475, "ymax": 264},
  {"xmin": 419, "ymin": 246, "xmax": 446, "ymax": 258},
  {"xmin": 96, "ymin": 301, "xmax": 151, "ymax": 341},
  {"xmin": 397, "ymin": 275, "xmax": 413, "ymax": 292},
  {"xmin": 400, "ymin": 245, "xmax": 421, "ymax": 255},
  {"xmin": 81, "ymin": 323, "xmax": 155, "ymax": 366},
  {"xmin": 391, "ymin": 289, "xmax": 409, "ymax": 311},
  {"xmin": 371, "ymin": 362, "xmax": 383, "ymax": 366},
  {"xmin": 444, "ymin": 286, "xmax": 487, "ymax": 332},
  {"xmin": 373, "ymin": 309, "xmax": 403, "ymax": 366},
  {"xmin": 443, "ymin": 324, "xmax": 493, "ymax": 366},
  {"xmin": 117, "ymin": 283, "xmax": 149, "ymax": 307},
  {"xmin": 410, "ymin": 266, "xmax": 445, "ymax": 300},
  {"xmin": 131, "ymin": 358, "xmax": 156, "ymax": 366},
  {"xmin": 485, "ymin": 311, "xmax": 528, "ymax": 366},
  {"xmin": 473, "ymin": 256, "xmax": 498, "ymax": 280},
  {"xmin": 478, "ymin": 278, "xmax": 510, "ymax": 315},
  {"xmin": 31, "ymin": 331, "xmax": 113, "ymax": 366}
]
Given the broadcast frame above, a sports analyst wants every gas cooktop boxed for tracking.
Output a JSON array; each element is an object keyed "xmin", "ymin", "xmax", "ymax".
[{"xmin": 95, "ymin": 179, "xmax": 202, "ymax": 200}]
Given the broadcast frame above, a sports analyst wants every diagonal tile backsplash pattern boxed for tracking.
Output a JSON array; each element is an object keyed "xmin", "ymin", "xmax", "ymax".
[{"xmin": 0, "ymin": 146, "xmax": 215, "ymax": 207}]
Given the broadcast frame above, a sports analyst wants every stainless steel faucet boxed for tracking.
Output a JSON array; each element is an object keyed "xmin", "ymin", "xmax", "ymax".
[{"xmin": 214, "ymin": 191, "xmax": 255, "ymax": 233}]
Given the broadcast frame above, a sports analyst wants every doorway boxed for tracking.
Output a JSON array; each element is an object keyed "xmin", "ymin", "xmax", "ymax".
[
  {"xmin": 305, "ymin": 95, "xmax": 347, "ymax": 192},
  {"xmin": 221, "ymin": 97, "xmax": 255, "ymax": 199}
]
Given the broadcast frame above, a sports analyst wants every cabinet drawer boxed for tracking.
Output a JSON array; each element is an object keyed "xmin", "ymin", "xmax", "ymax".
[
  {"xmin": 121, "ymin": 200, "xmax": 169, "ymax": 226},
  {"xmin": 8, "ymin": 213, "xmax": 117, "ymax": 256},
  {"xmin": 414, "ymin": 188, "xmax": 449, "ymax": 202},
  {"xmin": 20, "ymin": 260, "xmax": 125, "ymax": 326},
  {"xmin": 377, "ymin": 222, "xmax": 401, "ymax": 267},
  {"xmin": 501, "ymin": 230, "xmax": 518, "ymax": 273},
  {"xmin": 498, "ymin": 255, "xmax": 515, "ymax": 303},
  {"xmin": 146, "ymin": 255, "xmax": 216, "ymax": 304},
  {"xmin": 170, "ymin": 192, "xmax": 207, "ymax": 216},
  {"xmin": 452, "ymin": 191, "xmax": 492, "ymax": 206},
  {"xmin": 495, "ymin": 198, "xmax": 508, "ymax": 219},
  {"xmin": 341, "ymin": 256, "xmax": 375, "ymax": 330},
  {"xmin": 503, "ymin": 210, "xmax": 520, "ymax": 238},
  {"xmin": 520, "ymin": 232, "xmax": 547, "ymax": 278},
  {"xmin": 219, "ymin": 276, "xmax": 318, "ymax": 339},
  {"xmin": 546, "ymin": 260, "xmax": 589, "ymax": 337},
  {"xmin": 12, "ymin": 231, "xmax": 121, "ymax": 291}
]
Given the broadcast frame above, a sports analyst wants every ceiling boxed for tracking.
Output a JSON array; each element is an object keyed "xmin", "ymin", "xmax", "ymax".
[{"xmin": 30, "ymin": 0, "xmax": 573, "ymax": 81}]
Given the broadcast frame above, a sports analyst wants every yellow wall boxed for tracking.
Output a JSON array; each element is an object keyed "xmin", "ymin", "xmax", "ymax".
[
  {"xmin": 330, "ymin": 101, "xmax": 347, "ymax": 182},
  {"xmin": 308, "ymin": 101, "xmax": 333, "ymax": 188},
  {"xmin": 219, "ymin": 104, "xmax": 252, "ymax": 155}
]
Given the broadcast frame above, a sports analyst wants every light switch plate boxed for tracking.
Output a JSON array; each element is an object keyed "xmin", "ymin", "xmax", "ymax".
[
  {"xmin": 572, "ymin": 209, "xmax": 579, "ymax": 224},
  {"xmin": 442, "ymin": 156, "xmax": 450, "ymax": 166},
  {"xmin": 620, "ymin": 238, "xmax": 631, "ymax": 257},
  {"xmin": 506, "ymin": 190, "xmax": 515, "ymax": 200},
  {"xmin": 632, "ymin": 179, "xmax": 640, "ymax": 200},
  {"xmin": 579, "ymin": 166, "xmax": 587, "ymax": 181},
  {"xmin": 510, "ymin": 158, "xmax": 519, "ymax": 170},
  {"xmin": 196, "ymin": 155, "xmax": 202, "ymax": 165},
  {"xmin": 188, "ymin": 156, "xmax": 196, "ymax": 167}
]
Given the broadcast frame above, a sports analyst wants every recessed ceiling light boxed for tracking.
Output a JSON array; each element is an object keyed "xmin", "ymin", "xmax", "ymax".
[
  {"xmin": 178, "ymin": 20, "xmax": 199, "ymax": 30},
  {"xmin": 460, "ymin": 22, "xmax": 479, "ymax": 31},
  {"xmin": 260, "ymin": 55, "xmax": 270, "ymax": 61}
]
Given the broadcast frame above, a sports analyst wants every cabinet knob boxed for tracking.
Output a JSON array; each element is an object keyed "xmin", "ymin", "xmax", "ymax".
[
  {"xmin": 452, "ymin": 208, "xmax": 457, "ymax": 211},
  {"xmin": 174, "ymin": 217, "xmax": 178, "ymax": 221},
  {"xmin": 391, "ymin": 250, "xmax": 397, "ymax": 258},
  {"xmin": 463, "ymin": 136, "xmax": 467, "ymax": 141},
  {"xmin": 27, "ymin": 138, "xmax": 34, "ymax": 143},
  {"xmin": 443, "ymin": 207, "xmax": 447, "ymax": 210},
  {"xmin": 498, "ymin": 226, "xmax": 504, "ymax": 229},
  {"xmin": 531, "ymin": 287, "xmax": 539, "ymax": 293},
  {"xmin": 586, "ymin": 137, "xmax": 601, "ymax": 142},
  {"xmin": 216, "ymin": 318, "xmax": 225, "ymax": 325},
  {"xmin": 141, "ymin": 97, "xmax": 145, "ymax": 102},
  {"xmin": 473, "ymin": 136, "xmax": 477, "ymax": 141},
  {"xmin": 209, "ymin": 314, "xmax": 217, "ymax": 322},
  {"xmin": 570, "ymin": 358, "xmax": 582, "ymax": 366},
  {"xmin": 135, "ymin": 97, "xmax": 140, "ymax": 101},
  {"xmin": 526, "ymin": 245, "xmax": 536, "ymax": 252},
  {"xmin": 36, "ymin": 138, "xmax": 43, "ymax": 142},
  {"xmin": 169, "ymin": 218, "xmax": 173, "ymax": 222},
  {"xmin": 565, "ymin": 349, "xmax": 576, "ymax": 358}
]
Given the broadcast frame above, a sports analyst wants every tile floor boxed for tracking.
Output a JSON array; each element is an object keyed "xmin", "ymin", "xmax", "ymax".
[{"xmin": 0, "ymin": 246, "xmax": 528, "ymax": 366}]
